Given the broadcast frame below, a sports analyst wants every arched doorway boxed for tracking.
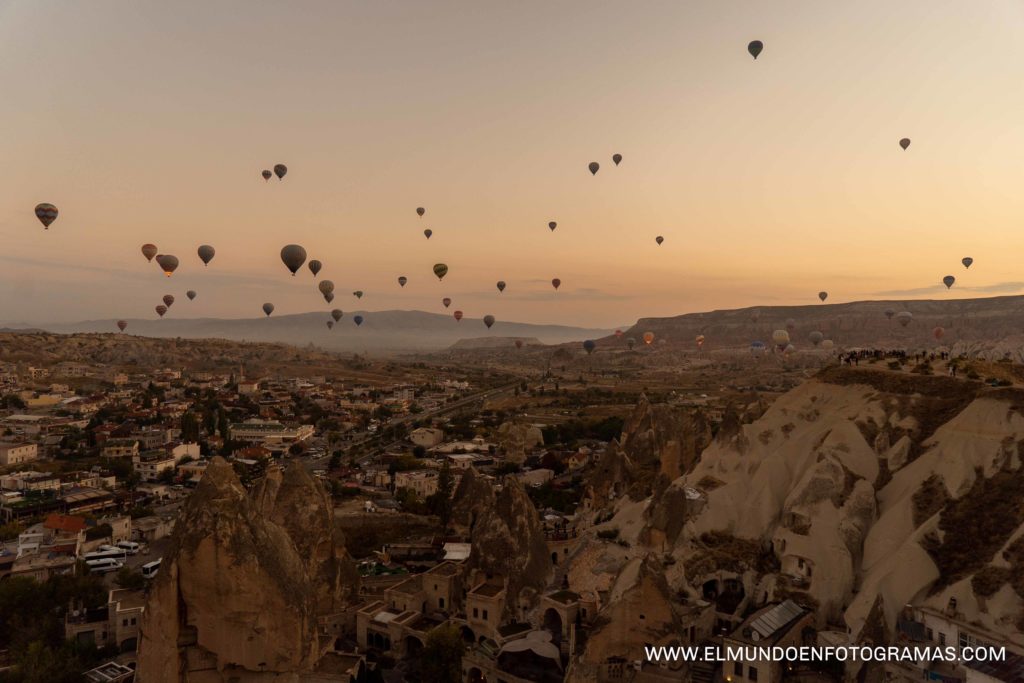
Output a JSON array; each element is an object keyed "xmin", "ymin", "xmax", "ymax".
[
  {"xmin": 468, "ymin": 667, "xmax": 485, "ymax": 683},
  {"xmin": 461, "ymin": 625, "xmax": 476, "ymax": 644},
  {"xmin": 551, "ymin": 551, "xmax": 558, "ymax": 566},
  {"xmin": 405, "ymin": 635, "xmax": 424, "ymax": 657},
  {"xmin": 543, "ymin": 608, "xmax": 563, "ymax": 645}
]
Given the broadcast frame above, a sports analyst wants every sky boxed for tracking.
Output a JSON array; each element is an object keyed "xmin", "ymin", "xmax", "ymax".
[{"xmin": 2, "ymin": 0, "xmax": 1024, "ymax": 328}]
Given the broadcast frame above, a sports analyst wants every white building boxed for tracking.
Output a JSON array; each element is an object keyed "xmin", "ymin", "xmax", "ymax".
[{"xmin": 0, "ymin": 442, "xmax": 38, "ymax": 466}]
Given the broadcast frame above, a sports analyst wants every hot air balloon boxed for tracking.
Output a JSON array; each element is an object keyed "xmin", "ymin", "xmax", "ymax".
[
  {"xmin": 433, "ymin": 263, "xmax": 448, "ymax": 280},
  {"xmin": 141, "ymin": 244, "xmax": 158, "ymax": 262},
  {"xmin": 262, "ymin": 303, "xmax": 275, "ymax": 317},
  {"xmin": 548, "ymin": 221, "xmax": 557, "ymax": 232},
  {"xmin": 696, "ymin": 334, "xmax": 705, "ymax": 349},
  {"xmin": 186, "ymin": 290, "xmax": 197, "ymax": 301},
  {"xmin": 273, "ymin": 164, "xmax": 287, "ymax": 179},
  {"xmin": 515, "ymin": 339, "xmax": 524, "ymax": 349},
  {"xmin": 327, "ymin": 321, "xmax": 334, "ymax": 330},
  {"xmin": 416, "ymin": 207, "xmax": 425, "ymax": 217},
  {"xmin": 318, "ymin": 280, "xmax": 335, "ymax": 295},
  {"xmin": 117, "ymin": 320, "xmax": 127, "ymax": 332},
  {"xmin": 943, "ymin": 275, "xmax": 955, "ymax": 289},
  {"xmin": 424, "ymin": 229, "xmax": 432, "ymax": 240},
  {"xmin": 162, "ymin": 295, "xmax": 175, "ymax": 308},
  {"xmin": 588, "ymin": 162, "xmax": 599, "ymax": 175},
  {"xmin": 454, "ymin": 310, "xmax": 463, "ymax": 322},
  {"xmin": 583, "ymin": 340, "xmax": 596, "ymax": 355},
  {"xmin": 750, "ymin": 341, "xmax": 766, "ymax": 357},
  {"xmin": 262, "ymin": 170, "xmax": 272, "ymax": 181},
  {"xmin": 398, "ymin": 276, "xmax": 408, "ymax": 288},
  {"xmin": 933, "ymin": 326, "xmax": 945, "ymax": 340},
  {"xmin": 612, "ymin": 153, "xmax": 622, "ymax": 166},
  {"xmin": 483, "ymin": 315, "xmax": 495, "ymax": 329},
  {"xmin": 34, "ymin": 203, "xmax": 58, "ymax": 229},
  {"xmin": 643, "ymin": 332, "xmax": 655, "ymax": 345},
  {"xmin": 280, "ymin": 245, "xmax": 307, "ymax": 275},
  {"xmin": 822, "ymin": 339, "xmax": 835, "ymax": 351},
  {"xmin": 809, "ymin": 330, "xmax": 823, "ymax": 346},
  {"xmin": 496, "ymin": 281, "xmax": 506, "ymax": 293},
  {"xmin": 962, "ymin": 257, "xmax": 973, "ymax": 269},
  {"xmin": 899, "ymin": 138, "xmax": 911, "ymax": 150},
  {"xmin": 614, "ymin": 329, "xmax": 623, "ymax": 337},
  {"xmin": 626, "ymin": 337, "xmax": 637, "ymax": 350},
  {"xmin": 772, "ymin": 329, "xmax": 790, "ymax": 347},
  {"xmin": 354, "ymin": 315, "xmax": 364, "ymax": 326},
  {"xmin": 656, "ymin": 236, "xmax": 664, "ymax": 245},
  {"xmin": 884, "ymin": 308, "xmax": 895, "ymax": 320},
  {"xmin": 785, "ymin": 318, "xmax": 796, "ymax": 332},
  {"xmin": 156, "ymin": 255, "xmax": 179, "ymax": 277},
  {"xmin": 324, "ymin": 292, "xmax": 335, "ymax": 304},
  {"xmin": 748, "ymin": 40, "xmax": 763, "ymax": 59},
  {"xmin": 308, "ymin": 260, "xmax": 322, "ymax": 277},
  {"xmin": 197, "ymin": 245, "xmax": 215, "ymax": 266},
  {"xmin": 818, "ymin": 291, "xmax": 828, "ymax": 302},
  {"xmin": 784, "ymin": 344, "xmax": 797, "ymax": 356},
  {"xmin": 156, "ymin": 305, "xmax": 167, "ymax": 318},
  {"xmin": 551, "ymin": 278, "xmax": 561, "ymax": 290},
  {"xmin": 896, "ymin": 311, "xmax": 913, "ymax": 327},
  {"xmin": 353, "ymin": 291, "xmax": 364, "ymax": 299},
  {"xmin": 331, "ymin": 309, "xmax": 343, "ymax": 322},
  {"xmin": 442, "ymin": 297, "xmax": 452, "ymax": 308}
]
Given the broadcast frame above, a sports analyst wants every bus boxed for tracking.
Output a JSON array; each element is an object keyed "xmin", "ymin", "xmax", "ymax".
[
  {"xmin": 85, "ymin": 558, "xmax": 123, "ymax": 574},
  {"xmin": 116, "ymin": 541, "xmax": 141, "ymax": 555},
  {"xmin": 141, "ymin": 557, "xmax": 161, "ymax": 579},
  {"xmin": 83, "ymin": 546, "xmax": 127, "ymax": 563}
]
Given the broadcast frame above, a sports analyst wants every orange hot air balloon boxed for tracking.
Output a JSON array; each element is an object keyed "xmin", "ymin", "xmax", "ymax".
[
  {"xmin": 643, "ymin": 332, "xmax": 655, "ymax": 345},
  {"xmin": 614, "ymin": 329, "xmax": 623, "ymax": 337},
  {"xmin": 453, "ymin": 310, "xmax": 463, "ymax": 322}
]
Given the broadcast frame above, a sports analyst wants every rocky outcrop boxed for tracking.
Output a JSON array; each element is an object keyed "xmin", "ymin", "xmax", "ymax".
[
  {"xmin": 496, "ymin": 421, "xmax": 545, "ymax": 464},
  {"xmin": 136, "ymin": 458, "xmax": 358, "ymax": 683},
  {"xmin": 466, "ymin": 476, "xmax": 552, "ymax": 619},
  {"xmin": 450, "ymin": 466, "xmax": 496, "ymax": 531}
]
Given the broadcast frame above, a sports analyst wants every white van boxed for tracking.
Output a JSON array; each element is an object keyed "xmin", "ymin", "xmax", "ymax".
[
  {"xmin": 141, "ymin": 557, "xmax": 161, "ymax": 579},
  {"xmin": 86, "ymin": 558, "xmax": 123, "ymax": 574},
  {"xmin": 116, "ymin": 541, "xmax": 140, "ymax": 555}
]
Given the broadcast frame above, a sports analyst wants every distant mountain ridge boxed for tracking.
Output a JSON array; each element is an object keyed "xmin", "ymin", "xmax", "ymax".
[{"xmin": 1, "ymin": 310, "xmax": 616, "ymax": 354}]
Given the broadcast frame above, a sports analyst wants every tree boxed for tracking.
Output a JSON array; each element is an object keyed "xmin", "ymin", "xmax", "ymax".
[
  {"xmin": 180, "ymin": 411, "xmax": 201, "ymax": 442},
  {"xmin": 427, "ymin": 460, "xmax": 455, "ymax": 531},
  {"xmin": 419, "ymin": 624, "xmax": 465, "ymax": 683},
  {"xmin": 114, "ymin": 566, "xmax": 145, "ymax": 591},
  {"xmin": 412, "ymin": 445, "xmax": 427, "ymax": 459},
  {"xmin": 157, "ymin": 467, "xmax": 177, "ymax": 485}
]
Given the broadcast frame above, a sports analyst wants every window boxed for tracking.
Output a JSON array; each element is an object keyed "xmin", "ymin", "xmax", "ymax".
[
  {"xmin": 748, "ymin": 665, "xmax": 758, "ymax": 681},
  {"xmin": 122, "ymin": 619, "xmax": 128, "ymax": 627},
  {"xmin": 131, "ymin": 618, "xmax": 137, "ymax": 625},
  {"xmin": 483, "ymin": 610, "xmax": 489, "ymax": 620},
  {"xmin": 939, "ymin": 632, "xmax": 946, "ymax": 646},
  {"xmin": 926, "ymin": 628, "xmax": 933, "ymax": 641},
  {"xmin": 473, "ymin": 608, "xmax": 478, "ymax": 618},
  {"xmin": 734, "ymin": 662, "xmax": 743, "ymax": 676},
  {"xmin": 439, "ymin": 598, "xmax": 445, "ymax": 608}
]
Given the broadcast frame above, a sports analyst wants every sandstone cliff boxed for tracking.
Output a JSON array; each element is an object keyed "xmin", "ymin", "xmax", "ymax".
[{"xmin": 136, "ymin": 458, "xmax": 358, "ymax": 683}]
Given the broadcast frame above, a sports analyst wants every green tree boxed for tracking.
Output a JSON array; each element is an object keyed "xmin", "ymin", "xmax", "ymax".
[
  {"xmin": 419, "ymin": 624, "xmax": 465, "ymax": 683},
  {"xmin": 426, "ymin": 460, "xmax": 455, "ymax": 531},
  {"xmin": 180, "ymin": 410, "xmax": 201, "ymax": 442},
  {"xmin": 114, "ymin": 566, "xmax": 146, "ymax": 591}
]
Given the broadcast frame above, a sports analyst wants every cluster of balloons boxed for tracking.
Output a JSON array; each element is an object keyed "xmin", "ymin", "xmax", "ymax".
[{"xmin": 261, "ymin": 164, "xmax": 287, "ymax": 181}]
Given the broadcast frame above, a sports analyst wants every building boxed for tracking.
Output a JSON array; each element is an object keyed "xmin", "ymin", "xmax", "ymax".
[
  {"xmin": 101, "ymin": 438, "xmax": 139, "ymax": 459},
  {"xmin": 133, "ymin": 450, "xmax": 176, "ymax": 483},
  {"xmin": 722, "ymin": 600, "xmax": 815, "ymax": 683},
  {"xmin": 410, "ymin": 427, "xmax": 445, "ymax": 448},
  {"xmin": 0, "ymin": 442, "xmax": 38, "ymax": 466},
  {"xmin": 394, "ymin": 470, "xmax": 439, "ymax": 498},
  {"xmin": 66, "ymin": 588, "xmax": 146, "ymax": 653},
  {"xmin": 228, "ymin": 419, "xmax": 314, "ymax": 449}
]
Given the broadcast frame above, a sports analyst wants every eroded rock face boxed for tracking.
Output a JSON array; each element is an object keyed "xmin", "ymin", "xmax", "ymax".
[
  {"xmin": 136, "ymin": 458, "xmax": 357, "ymax": 683},
  {"xmin": 466, "ymin": 476, "xmax": 552, "ymax": 619},
  {"xmin": 497, "ymin": 421, "xmax": 545, "ymax": 464},
  {"xmin": 451, "ymin": 466, "xmax": 496, "ymax": 532}
]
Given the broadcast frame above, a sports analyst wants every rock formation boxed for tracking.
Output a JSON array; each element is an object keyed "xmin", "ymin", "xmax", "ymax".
[{"xmin": 136, "ymin": 458, "xmax": 358, "ymax": 682}]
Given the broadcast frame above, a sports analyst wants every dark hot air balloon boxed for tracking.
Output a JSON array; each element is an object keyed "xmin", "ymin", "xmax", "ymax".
[
  {"xmin": 117, "ymin": 320, "xmax": 127, "ymax": 332},
  {"xmin": 273, "ymin": 164, "xmax": 287, "ymax": 179},
  {"xmin": 626, "ymin": 338, "xmax": 636, "ymax": 350},
  {"xmin": 324, "ymin": 292, "xmax": 335, "ymax": 304},
  {"xmin": 197, "ymin": 245, "xmax": 215, "ymax": 266},
  {"xmin": 308, "ymin": 260, "xmax": 322, "ymax": 277},
  {"xmin": 655, "ymin": 236, "xmax": 664, "ymax": 245},
  {"xmin": 583, "ymin": 340, "xmax": 596, "ymax": 354},
  {"xmin": 416, "ymin": 207, "xmax": 425, "ymax": 217},
  {"xmin": 809, "ymin": 331, "xmax": 823, "ymax": 346},
  {"xmin": 424, "ymin": 229, "xmax": 432, "ymax": 239},
  {"xmin": 942, "ymin": 275, "xmax": 955, "ymax": 289},
  {"xmin": 398, "ymin": 276, "xmax": 408, "ymax": 287},
  {"xmin": 34, "ymin": 203, "xmax": 58, "ymax": 229},
  {"xmin": 454, "ymin": 310, "xmax": 463, "ymax": 321},
  {"xmin": 496, "ymin": 281, "xmax": 506, "ymax": 293},
  {"xmin": 262, "ymin": 303, "xmax": 275, "ymax": 316},
  {"xmin": 162, "ymin": 295, "xmax": 175, "ymax": 308},
  {"xmin": 548, "ymin": 221, "xmax": 557, "ymax": 232},
  {"xmin": 280, "ymin": 245, "xmax": 307, "ymax": 275},
  {"xmin": 899, "ymin": 138, "xmax": 911, "ymax": 150},
  {"xmin": 483, "ymin": 315, "xmax": 495, "ymax": 329},
  {"xmin": 551, "ymin": 278, "xmax": 561, "ymax": 290},
  {"xmin": 262, "ymin": 170, "xmax": 272, "ymax": 181},
  {"xmin": 155, "ymin": 305, "xmax": 167, "ymax": 318},
  {"xmin": 331, "ymin": 309, "xmax": 343, "ymax": 322},
  {"xmin": 156, "ymin": 255, "xmax": 179, "ymax": 277},
  {"xmin": 327, "ymin": 320, "xmax": 334, "ymax": 329},
  {"xmin": 962, "ymin": 257, "xmax": 973, "ymax": 269},
  {"xmin": 353, "ymin": 290, "xmax": 364, "ymax": 299},
  {"xmin": 515, "ymin": 340, "xmax": 523, "ymax": 349},
  {"xmin": 818, "ymin": 291, "xmax": 828, "ymax": 302},
  {"xmin": 141, "ymin": 244, "xmax": 158, "ymax": 262},
  {"xmin": 442, "ymin": 297, "xmax": 451, "ymax": 308},
  {"xmin": 433, "ymin": 263, "xmax": 448, "ymax": 280},
  {"xmin": 588, "ymin": 162, "xmax": 599, "ymax": 175},
  {"xmin": 318, "ymin": 280, "xmax": 335, "ymax": 295},
  {"xmin": 353, "ymin": 315, "xmax": 364, "ymax": 326},
  {"xmin": 748, "ymin": 40, "xmax": 763, "ymax": 59},
  {"xmin": 186, "ymin": 290, "xmax": 196, "ymax": 301},
  {"xmin": 612, "ymin": 153, "xmax": 622, "ymax": 166}
]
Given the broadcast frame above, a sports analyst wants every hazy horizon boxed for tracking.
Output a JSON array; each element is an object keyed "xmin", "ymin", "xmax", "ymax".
[{"xmin": 4, "ymin": 1, "xmax": 1024, "ymax": 326}]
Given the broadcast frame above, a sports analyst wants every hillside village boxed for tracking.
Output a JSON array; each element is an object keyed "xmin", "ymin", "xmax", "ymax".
[{"xmin": 1, "ymin": 333, "xmax": 1024, "ymax": 683}]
